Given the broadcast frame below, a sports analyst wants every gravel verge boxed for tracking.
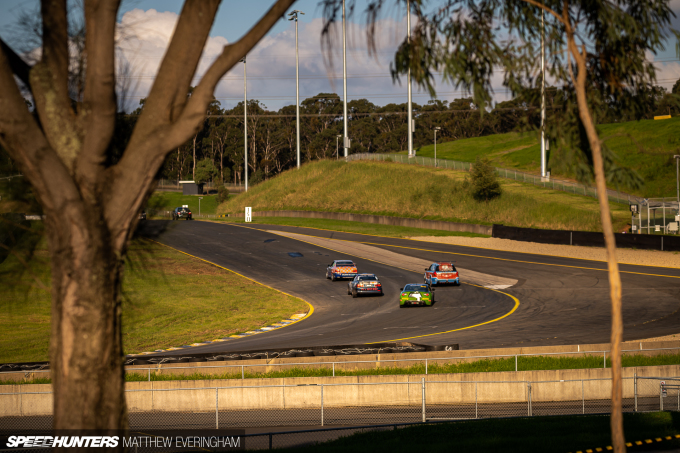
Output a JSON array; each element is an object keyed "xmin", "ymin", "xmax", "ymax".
[{"xmin": 408, "ymin": 236, "xmax": 680, "ymax": 269}]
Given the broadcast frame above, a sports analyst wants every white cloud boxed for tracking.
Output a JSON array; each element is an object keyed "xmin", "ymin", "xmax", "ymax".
[{"xmin": 116, "ymin": 9, "xmax": 512, "ymax": 112}]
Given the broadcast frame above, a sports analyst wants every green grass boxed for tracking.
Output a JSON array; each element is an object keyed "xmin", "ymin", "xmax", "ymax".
[
  {"xmin": 7, "ymin": 353, "xmax": 676, "ymax": 386},
  {"xmin": 416, "ymin": 117, "xmax": 680, "ymax": 198},
  {"xmin": 274, "ymin": 412, "xmax": 680, "ymax": 453},
  {"xmin": 0, "ymin": 239, "xmax": 308, "ymax": 363},
  {"xmin": 147, "ymin": 191, "xmax": 219, "ymax": 215},
  {"xmin": 212, "ymin": 216, "xmax": 489, "ymax": 238},
  {"xmin": 218, "ymin": 160, "xmax": 632, "ymax": 232}
]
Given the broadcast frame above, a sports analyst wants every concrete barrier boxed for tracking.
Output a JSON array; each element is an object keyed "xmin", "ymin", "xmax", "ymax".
[
  {"xmin": 5, "ymin": 365, "xmax": 679, "ymax": 416},
  {"xmin": 228, "ymin": 210, "xmax": 493, "ymax": 235}
]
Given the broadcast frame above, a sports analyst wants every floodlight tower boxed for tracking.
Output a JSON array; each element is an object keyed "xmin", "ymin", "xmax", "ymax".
[
  {"xmin": 288, "ymin": 10, "xmax": 304, "ymax": 169},
  {"xmin": 241, "ymin": 57, "xmax": 248, "ymax": 192},
  {"xmin": 407, "ymin": 0, "xmax": 414, "ymax": 158},
  {"xmin": 540, "ymin": 9, "xmax": 547, "ymax": 178},
  {"xmin": 342, "ymin": 0, "xmax": 349, "ymax": 157}
]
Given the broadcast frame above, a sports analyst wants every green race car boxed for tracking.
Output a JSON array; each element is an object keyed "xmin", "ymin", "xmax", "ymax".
[{"xmin": 399, "ymin": 283, "xmax": 435, "ymax": 308}]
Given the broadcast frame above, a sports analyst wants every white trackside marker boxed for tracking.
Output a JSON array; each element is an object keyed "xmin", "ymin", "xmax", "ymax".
[
  {"xmin": 484, "ymin": 285, "xmax": 513, "ymax": 289},
  {"xmin": 245, "ymin": 207, "xmax": 252, "ymax": 222}
]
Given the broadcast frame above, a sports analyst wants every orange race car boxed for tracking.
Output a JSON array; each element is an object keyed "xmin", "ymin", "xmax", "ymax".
[{"xmin": 326, "ymin": 260, "xmax": 358, "ymax": 281}]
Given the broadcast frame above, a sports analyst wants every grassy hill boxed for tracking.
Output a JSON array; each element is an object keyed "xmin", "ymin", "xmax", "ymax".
[
  {"xmin": 218, "ymin": 160, "xmax": 631, "ymax": 232},
  {"xmin": 415, "ymin": 117, "xmax": 680, "ymax": 198}
]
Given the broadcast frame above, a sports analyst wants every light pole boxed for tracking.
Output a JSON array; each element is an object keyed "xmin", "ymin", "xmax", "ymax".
[
  {"xmin": 540, "ymin": 8, "xmax": 546, "ymax": 178},
  {"xmin": 289, "ymin": 10, "xmax": 304, "ymax": 169},
  {"xmin": 342, "ymin": 0, "xmax": 349, "ymax": 157},
  {"xmin": 407, "ymin": 0, "xmax": 414, "ymax": 158},
  {"xmin": 336, "ymin": 134, "xmax": 342, "ymax": 160},
  {"xmin": 675, "ymin": 155, "xmax": 680, "ymax": 205},
  {"xmin": 434, "ymin": 127, "xmax": 441, "ymax": 167},
  {"xmin": 198, "ymin": 196, "xmax": 203, "ymax": 216},
  {"xmin": 241, "ymin": 57, "xmax": 248, "ymax": 192}
]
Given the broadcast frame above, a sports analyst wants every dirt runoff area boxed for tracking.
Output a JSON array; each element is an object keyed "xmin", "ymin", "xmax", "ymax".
[{"xmin": 408, "ymin": 236, "xmax": 680, "ymax": 269}]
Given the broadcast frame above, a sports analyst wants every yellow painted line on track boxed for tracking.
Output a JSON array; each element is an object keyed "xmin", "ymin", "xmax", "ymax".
[
  {"xmin": 368, "ymin": 285, "xmax": 520, "ymax": 343},
  {"xmin": 231, "ymin": 224, "xmax": 521, "ymax": 342},
  {"xmin": 147, "ymin": 239, "xmax": 315, "ymax": 334},
  {"xmin": 205, "ymin": 218, "xmax": 680, "ymax": 271},
  {"xmin": 225, "ymin": 221, "xmax": 680, "ymax": 279},
  {"xmin": 355, "ymin": 241, "xmax": 680, "ymax": 280}
]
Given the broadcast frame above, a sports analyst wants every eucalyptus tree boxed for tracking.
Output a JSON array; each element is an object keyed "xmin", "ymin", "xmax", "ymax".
[
  {"xmin": 0, "ymin": 0, "xmax": 296, "ymax": 433},
  {"xmin": 322, "ymin": 0, "xmax": 673, "ymax": 450}
]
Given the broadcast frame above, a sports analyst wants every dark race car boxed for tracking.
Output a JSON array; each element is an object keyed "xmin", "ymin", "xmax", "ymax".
[
  {"xmin": 399, "ymin": 283, "xmax": 434, "ymax": 308},
  {"xmin": 172, "ymin": 206, "xmax": 192, "ymax": 221},
  {"xmin": 347, "ymin": 273, "xmax": 383, "ymax": 298},
  {"xmin": 326, "ymin": 260, "xmax": 358, "ymax": 281},
  {"xmin": 424, "ymin": 262, "xmax": 460, "ymax": 286}
]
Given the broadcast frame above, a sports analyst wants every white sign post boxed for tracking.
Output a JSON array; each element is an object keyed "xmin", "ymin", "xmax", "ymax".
[{"xmin": 245, "ymin": 207, "xmax": 252, "ymax": 223}]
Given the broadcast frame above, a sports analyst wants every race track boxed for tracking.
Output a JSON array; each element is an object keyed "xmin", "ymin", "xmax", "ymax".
[{"xmin": 139, "ymin": 220, "xmax": 680, "ymax": 353}]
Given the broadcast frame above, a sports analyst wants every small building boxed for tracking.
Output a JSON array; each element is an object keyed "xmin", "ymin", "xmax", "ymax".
[{"xmin": 180, "ymin": 180, "xmax": 204, "ymax": 195}]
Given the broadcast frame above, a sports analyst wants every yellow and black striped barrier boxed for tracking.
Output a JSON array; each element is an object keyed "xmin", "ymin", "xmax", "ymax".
[{"xmin": 570, "ymin": 433, "xmax": 680, "ymax": 452}]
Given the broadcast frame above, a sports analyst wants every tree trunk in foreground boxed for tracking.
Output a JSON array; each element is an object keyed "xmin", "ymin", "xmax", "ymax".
[
  {"xmin": 567, "ymin": 36, "xmax": 625, "ymax": 452},
  {"xmin": 48, "ymin": 211, "xmax": 126, "ymax": 429},
  {"xmin": 0, "ymin": 0, "xmax": 296, "ymax": 438}
]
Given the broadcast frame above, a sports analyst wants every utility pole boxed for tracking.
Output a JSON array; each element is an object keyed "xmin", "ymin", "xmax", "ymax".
[
  {"xmin": 289, "ymin": 10, "xmax": 304, "ymax": 169},
  {"xmin": 675, "ymin": 155, "xmax": 680, "ymax": 204},
  {"xmin": 407, "ymin": 0, "xmax": 413, "ymax": 158},
  {"xmin": 242, "ymin": 57, "xmax": 248, "ymax": 192},
  {"xmin": 540, "ymin": 8, "xmax": 546, "ymax": 178},
  {"xmin": 336, "ymin": 135, "xmax": 342, "ymax": 160},
  {"xmin": 342, "ymin": 0, "xmax": 349, "ymax": 158},
  {"xmin": 434, "ymin": 127, "xmax": 441, "ymax": 167}
]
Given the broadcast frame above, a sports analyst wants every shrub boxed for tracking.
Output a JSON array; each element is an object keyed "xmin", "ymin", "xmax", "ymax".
[{"xmin": 469, "ymin": 157, "xmax": 502, "ymax": 201}]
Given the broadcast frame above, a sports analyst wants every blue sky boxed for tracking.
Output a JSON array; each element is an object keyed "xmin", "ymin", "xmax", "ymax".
[{"xmin": 2, "ymin": 0, "xmax": 680, "ymax": 112}]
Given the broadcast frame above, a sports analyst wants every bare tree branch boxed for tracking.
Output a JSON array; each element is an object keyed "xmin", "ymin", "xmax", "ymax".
[
  {"xmin": 105, "ymin": 0, "xmax": 296, "ymax": 246},
  {"xmin": 30, "ymin": 0, "xmax": 80, "ymax": 172},
  {"xmin": 0, "ymin": 40, "xmax": 78, "ymax": 217},
  {"xmin": 76, "ymin": 0, "xmax": 121, "ymax": 200},
  {"xmin": 0, "ymin": 38, "xmax": 32, "ymax": 93}
]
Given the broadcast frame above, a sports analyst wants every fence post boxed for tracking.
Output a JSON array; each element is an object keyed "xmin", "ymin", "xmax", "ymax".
[
  {"xmin": 321, "ymin": 384, "xmax": 324, "ymax": 426},
  {"xmin": 333, "ymin": 362, "xmax": 335, "ymax": 377},
  {"xmin": 603, "ymin": 352, "xmax": 606, "ymax": 369},
  {"xmin": 425, "ymin": 359, "xmax": 428, "ymax": 375},
  {"xmin": 148, "ymin": 368, "xmax": 150, "ymax": 382},
  {"xmin": 475, "ymin": 382, "xmax": 478, "ymax": 419},
  {"xmin": 582, "ymin": 380, "xmax": 584, "ymax": 414},
  {"xmin": 661, "ymin": 383, "xmax": 664, "ymax": 411},
  {"xmin": 634, "ymin": 373, "xmax": 637, "ymax": 412},
  {"xmin": 215, "ymin": 387, "xmax": 219, "ymax": 429},
  {"xmin": 242, "ymin": 365, "xmax": 244, "ymax": 380},
  {"xmin": 528, "ymin": 382, "xmax": 532, "ymax": 416},
  {"xmin": 515, "ymin": 355, "xmax": 518, "ymax": 372},
  {"xmin": 422, "ymin": 378, "xmax": 426, "ymax": 423}
]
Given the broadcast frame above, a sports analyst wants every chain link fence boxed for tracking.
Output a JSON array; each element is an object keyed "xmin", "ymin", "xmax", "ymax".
[
  {"xmin": 347, "ymin": 153, "xmax": 640, "ymax": 206},
  {"xmin": 3, "ymin": 376, "xmax": 677, "ymax": 431}
]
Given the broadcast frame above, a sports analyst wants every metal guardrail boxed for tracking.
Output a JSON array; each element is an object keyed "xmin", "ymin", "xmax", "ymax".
[
  {"xmin": 3, "ymin": 345, "xmax": 680, "ymax": 382},
  {"xmin": 347, "ymin": 153, "xmax": 643, "ymax": 206}
]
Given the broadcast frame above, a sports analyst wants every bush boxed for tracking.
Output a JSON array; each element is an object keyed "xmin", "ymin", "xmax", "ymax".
[
  {"xmin": 216, "ymin": 184, "xmax": 229, "ymax": 204},
  {"xmin": 469, "ymin": 157, "xmax": 502, "ymax": 201},
  {"xmin": 249, "ymin": 169, "xmax": 264, "ymax": 186}
]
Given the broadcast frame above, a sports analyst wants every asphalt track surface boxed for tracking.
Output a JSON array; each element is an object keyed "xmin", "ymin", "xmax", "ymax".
[{"xmin": 139, "ymin": 220, "xmax": 680, "ymax": 354}]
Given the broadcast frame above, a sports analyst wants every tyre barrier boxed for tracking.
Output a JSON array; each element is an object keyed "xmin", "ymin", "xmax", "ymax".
[{"xmin": 1, "ymin": 342, "xmax": 457, "ymax": 369}]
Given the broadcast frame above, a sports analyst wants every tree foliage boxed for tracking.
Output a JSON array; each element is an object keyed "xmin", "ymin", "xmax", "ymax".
[{"xmin": 468, "ymin": 157, "xmax": 502, "ymax": 202}]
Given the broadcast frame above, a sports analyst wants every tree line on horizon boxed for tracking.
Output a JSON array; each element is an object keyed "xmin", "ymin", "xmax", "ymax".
[{"xmin": 3, "ymin": 82, "xmax": 679, "ymax": 187}]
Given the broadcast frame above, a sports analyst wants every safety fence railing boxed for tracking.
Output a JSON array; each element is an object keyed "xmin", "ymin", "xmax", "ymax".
[
  {"xmin": 3, "ymin": 346, "xmax": 680, "ymax": 382},
  {"xmin": 2, "ymin": 376, "xmax": 678, "ymax": 431},
  {"xmin": 347, "ymin": 153, "xmax": 640, "ymax": 206}
]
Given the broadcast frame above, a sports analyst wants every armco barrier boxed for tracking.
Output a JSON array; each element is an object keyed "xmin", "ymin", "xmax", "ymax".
[
  {"xmin": 492, "ymin": 224, "xmax": 680, "ymax": 251},
  {"xmin": 231, "ymin": 210, "xmax": 492, "ymax": 235}
]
